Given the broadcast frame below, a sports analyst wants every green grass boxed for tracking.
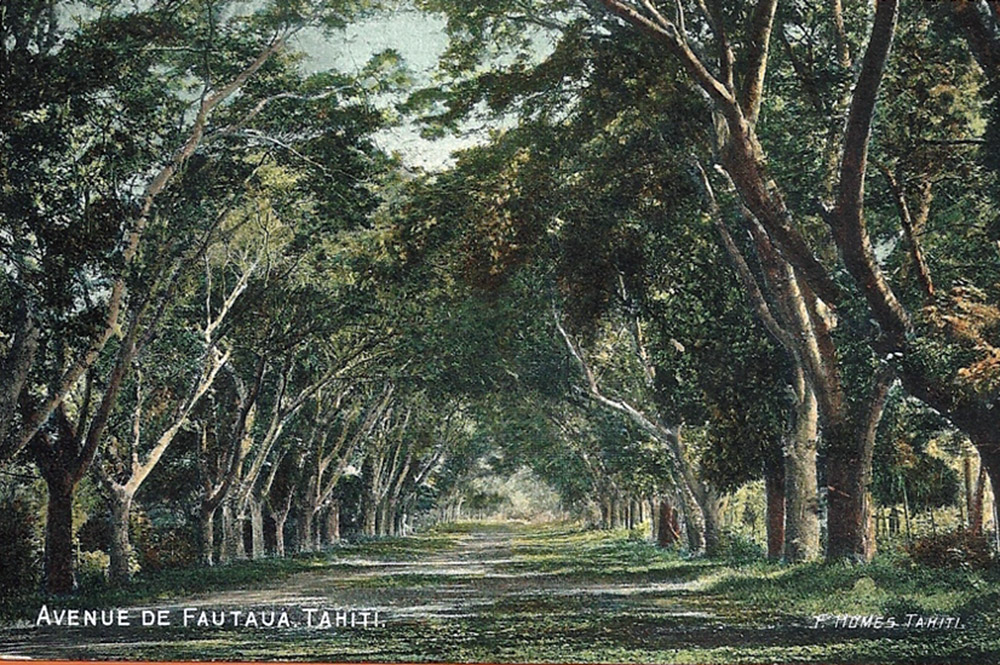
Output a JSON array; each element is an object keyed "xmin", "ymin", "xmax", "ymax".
[
  {"xmin": 3, "ymin": 522, "xmax": 1000, "ymax": 663},
  {"xmin": 0, "ymin": 551, "xmax": 330, "ymax": 623}
]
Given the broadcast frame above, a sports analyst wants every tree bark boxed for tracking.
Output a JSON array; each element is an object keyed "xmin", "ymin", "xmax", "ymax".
[
  {"xmin": 363, "ymin": 501, "xmax": 377, "ymax": 536},
  {"xmin": 764, "ymin": 456, "xmax": 785, "ymax": 560},
  {"xmin": 977, "ymin": 448, "xmax": 1000, "ymax": 539},
  {"xmin": 825, "ymin": 429, "xmax": 876, "ymax": 560},
  {"xmin": 970, "ymin": 465, "xmax": 986, "ymax": 535},
  {"xmin": 43, "ymin": 471, "xmax": 76, "ymax": 594},
  {"xmin": 273, "ymin": 512, "xmax": 287, "ymax": 557},
  {"xmin": 200, "ymin": 505, "xmax": 215, "ymax": 566},
  {"xmin": 385, "ymin": 499, "xmax": 397, "ymax": 537},
  {"xmin": 825, "ymin": 369, "xmax": 891, "ymax": 561},
  {"xmin": 657, "ymin": 498, "xmax": 680, "ymax": 548},
  {"xmin": 784, "ymin": 383, "xmax": 821, "ymax": 561},
  {"xmin": 108, "ymin": 487, "xmax": 134, "ymax": 584},
  {"xmin": 825, "ymin": 449, "xmax": 871, "ymax": 560},
  {"xmin": 250, "ymin": 499, "xmax": 265, "ymax": 559},
  {"xmin": 299, "ymin": 505, "xmax": 315, "ymax": 552},
  {"xmin": 220, "ymin": 502, "xmax": 245, "ymax": 564},
  {"xmin": 377, "ymin": 501, "xmax": 390, "ymax": 537},
  {"xmin": 964, "ymin": 451, "xmax": 974, "ymax": 528},
  {"xmin": 700, "ymin": 485, "xmax": 722, "ymax": 555},
  {"xmin": 324, "ymin": 501, "xmax": 340, "ymax": 544}
]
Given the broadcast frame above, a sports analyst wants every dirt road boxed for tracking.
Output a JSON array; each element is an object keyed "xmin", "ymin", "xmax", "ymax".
[{"xmin": 0, "ymin": 522, "xmax": 958, "ymax": 663}]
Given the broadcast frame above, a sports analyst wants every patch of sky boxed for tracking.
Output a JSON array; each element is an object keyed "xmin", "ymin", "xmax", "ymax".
[{"xmin": 293, "ymin": 4, "xmax": 556, "ymax": 170}]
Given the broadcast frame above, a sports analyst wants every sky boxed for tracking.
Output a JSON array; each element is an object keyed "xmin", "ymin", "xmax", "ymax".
[{"xmin": 292, "ymin": 7, "xmax": 481, "ymax": 170}]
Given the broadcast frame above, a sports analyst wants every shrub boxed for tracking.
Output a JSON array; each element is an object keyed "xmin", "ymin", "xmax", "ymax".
[
  {"xmin": 906, "ymin": 528, "xmax": 993, "ymax": 570},
  {"xmin": 77, "ymin": 550, "xmax": 110, "ymax": 587},
  {"xmin": 0, "ymin": 495, "xmax": 41, "ymax": 594},
  {"xmin": 139, "ymin": 526, "xmax": 199, "ymax": 571},
  {"xmin": 718, "ymin": 530, "xmax": 764, "ymax": 564},
  {"xmin": 627, "ymin": 526, "xmax": 648, "ymax": 542},
  {"xmin": 77, "ymin": 512, "xmax": 111, "ymax": 551}
]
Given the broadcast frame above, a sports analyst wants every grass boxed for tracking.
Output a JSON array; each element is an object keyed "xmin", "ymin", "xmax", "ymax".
[
  {"xmin": 0, "ymin": 551, "xmax": 328, "ymax": 623},
  {"xmin": 3, "ymin": 521, "xmax": 1000, "ymax": 663}
]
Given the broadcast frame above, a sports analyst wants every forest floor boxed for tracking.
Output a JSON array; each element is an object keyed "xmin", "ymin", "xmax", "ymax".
[{"xmin": 1, "ymin": 521, "xmax": 999, "ymax": 663}]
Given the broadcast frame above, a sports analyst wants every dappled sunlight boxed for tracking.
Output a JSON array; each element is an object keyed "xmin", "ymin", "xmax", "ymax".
[{"xmin": 4, "ymin": 523, "xmax": 996, "ymax": 662}]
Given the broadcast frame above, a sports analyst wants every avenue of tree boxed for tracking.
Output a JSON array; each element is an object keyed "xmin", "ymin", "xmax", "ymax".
[{"xmin": 2, "ymin": 0, "xmax": 1000, "ymax": 595}]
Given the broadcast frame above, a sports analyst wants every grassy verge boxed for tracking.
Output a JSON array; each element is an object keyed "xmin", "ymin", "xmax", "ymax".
[
  {"xmin": 0, "ymin": 527, "xmax": 462, "ymax": 624},
  {"xmin": 4, "ymin": 522, "xmax": 1000, "ymax": 663},
  {"xmin": 0, "ymin": 551, "xmax": 329, "ymax": 624}
]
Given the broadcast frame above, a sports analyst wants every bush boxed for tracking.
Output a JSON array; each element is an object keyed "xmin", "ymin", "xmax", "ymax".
[
  {"xmin": 906, "ymin": 528, "xmax": 993, "ymax": 570},
  {"xmin": 77, "ymin": 512, "xmax": 111, "ymax": 551},
  {"xmin": 77, "ymin": 550, "xmax": 110, "ymax": 587},
  {"xmin": 718, "ymin": 530, "xmax": 764, "ymax": 564},
  {"xmin": 627, "ymin": 526, "xmax": 648, "ymax": 542},
  {"xmin": 140, "ymin": 526, "xmax": 199, "ymax": 572},
  {"xmin": 0, "ymin": 495, "xmax": 41, "ymax": 595}
]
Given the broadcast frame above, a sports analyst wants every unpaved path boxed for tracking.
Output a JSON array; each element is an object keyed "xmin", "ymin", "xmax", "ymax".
[{"xmin": 0, "ymin": 523, "xmax": 907, "ymax": 663}]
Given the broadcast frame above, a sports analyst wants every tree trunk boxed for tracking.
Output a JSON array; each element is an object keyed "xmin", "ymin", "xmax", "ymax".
[
  {"xmin": 299, "ymin": 506, "xmax": 315, "ymax": 552},
  {"xmin": 825, "ymin": 424, "xmax": 876, "ymax": 561},
  {"xmin": 901, "ymin": 476, "xmax": 912, "ymax": 541},
  {"xmin": 824, "ymin": 369, "xmax": 890, "ymax": 563},
  {"xmin": 784, "ymin": 387, "xmax": 821, "ymax": 561},
  {"xmin": 365, "ymin": 501, "xmax": 378, "ymax": 536},
  {"xmin": 377, "ymin": 502, "xmax": 391, "ymax": 537},
  {"xmin": 964, "ymin": 451, "xmax": 974, "ymax": 529},
  {"xmin": 109, "ymin": 487, "xmax": 134, "ymax": 584},
  {"xmin": 668, "ymin": 429, "xmax": 709, "ymax": 554},
  {"xmin": 274, "ymin": 513, "xmax": 287, "ymax": 557},
  {"xmin": 200, "ymin": 505, "xmax": 215, "ymax": 566},
  {"xmin": 235, "ymin": 513, "xmax": 247, "ymax": 559},
  {"xmin": 657, "ymin": 499, "xmax": 680, "ymax": 548},
  {"xmin": 969, "ymin": 465, "xmax": 987, "ymax": 535},
  {"xmin": 220, "ymin": 502, "xmax": 242, "ymax": 564},
  {"xmin": 324, "ymin": 501, "xmax": 340, "ymax": 544},
  {"xmin": 250, "ymin": 499, "xmax": 265, "ymax": 559},
  {"xmin": 979, "ymin": 449, "xmax": 1000, "ymax": 544},
  {"xmin": 701, "ymin": 486, "xmax": 722, "ymax": 555},
  {"xmin": 764, "ymin": 457, "xmax": 785, "ymax": 560},
  {"xmin": 43, "ymin": 472, "xmax": 76, "ymax": 594},
  {"xmin": 385, "ymin": 499, "xmax": 397, "ymax": 536}
]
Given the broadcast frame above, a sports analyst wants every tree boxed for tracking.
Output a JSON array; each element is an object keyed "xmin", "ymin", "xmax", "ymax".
[
  {"xmin": 412, "ymin": 0, "xmax": 1000, "ymax": 561},
  {"xmin": 2, "ymin": 0, "xmax": 391, "ymax": 590}
]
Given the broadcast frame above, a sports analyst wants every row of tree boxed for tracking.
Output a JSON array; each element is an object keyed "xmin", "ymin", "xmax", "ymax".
[
  {"xmin": 4, "ymin": 0, "xmax": 1000, "ymax": 596},
  {"xmin": 394, "ymin": 0, "xmax": 1000, "ymax": 561},
  {"xmin": 0, "ymin": 0, "xmax": 494, "ymax": 593}
]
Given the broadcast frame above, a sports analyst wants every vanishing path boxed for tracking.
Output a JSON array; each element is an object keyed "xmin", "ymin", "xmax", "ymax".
[{"xmin": 0, "ymin": 522, "xmax": 974, "ymax": 663}]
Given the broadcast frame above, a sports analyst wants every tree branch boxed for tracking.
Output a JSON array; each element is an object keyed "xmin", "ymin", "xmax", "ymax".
[
  {"xmin": 873, "ymin": 161, "xmax": 935, "ymax": 302},
  {"xmin": 597, "ymin": 0, "xmax": 736, "ymax": 109},
  {"xmin": 692, "ymin": 161, "xmax": 799, "ymax": 356},
  {"xmin": 6, "ymin": 32, "xmax": 292, "ymax": 468},
  {"xmin": 740, "ymin": 0, "xmax": 778, "ymax": 124},
  {"xmin": 950, "ymin": 0, "xmax": 1000, "ymax": 78},
  {"xmin": 829, "ymin": 0, "xmax": 910, "ymax": 347}
]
